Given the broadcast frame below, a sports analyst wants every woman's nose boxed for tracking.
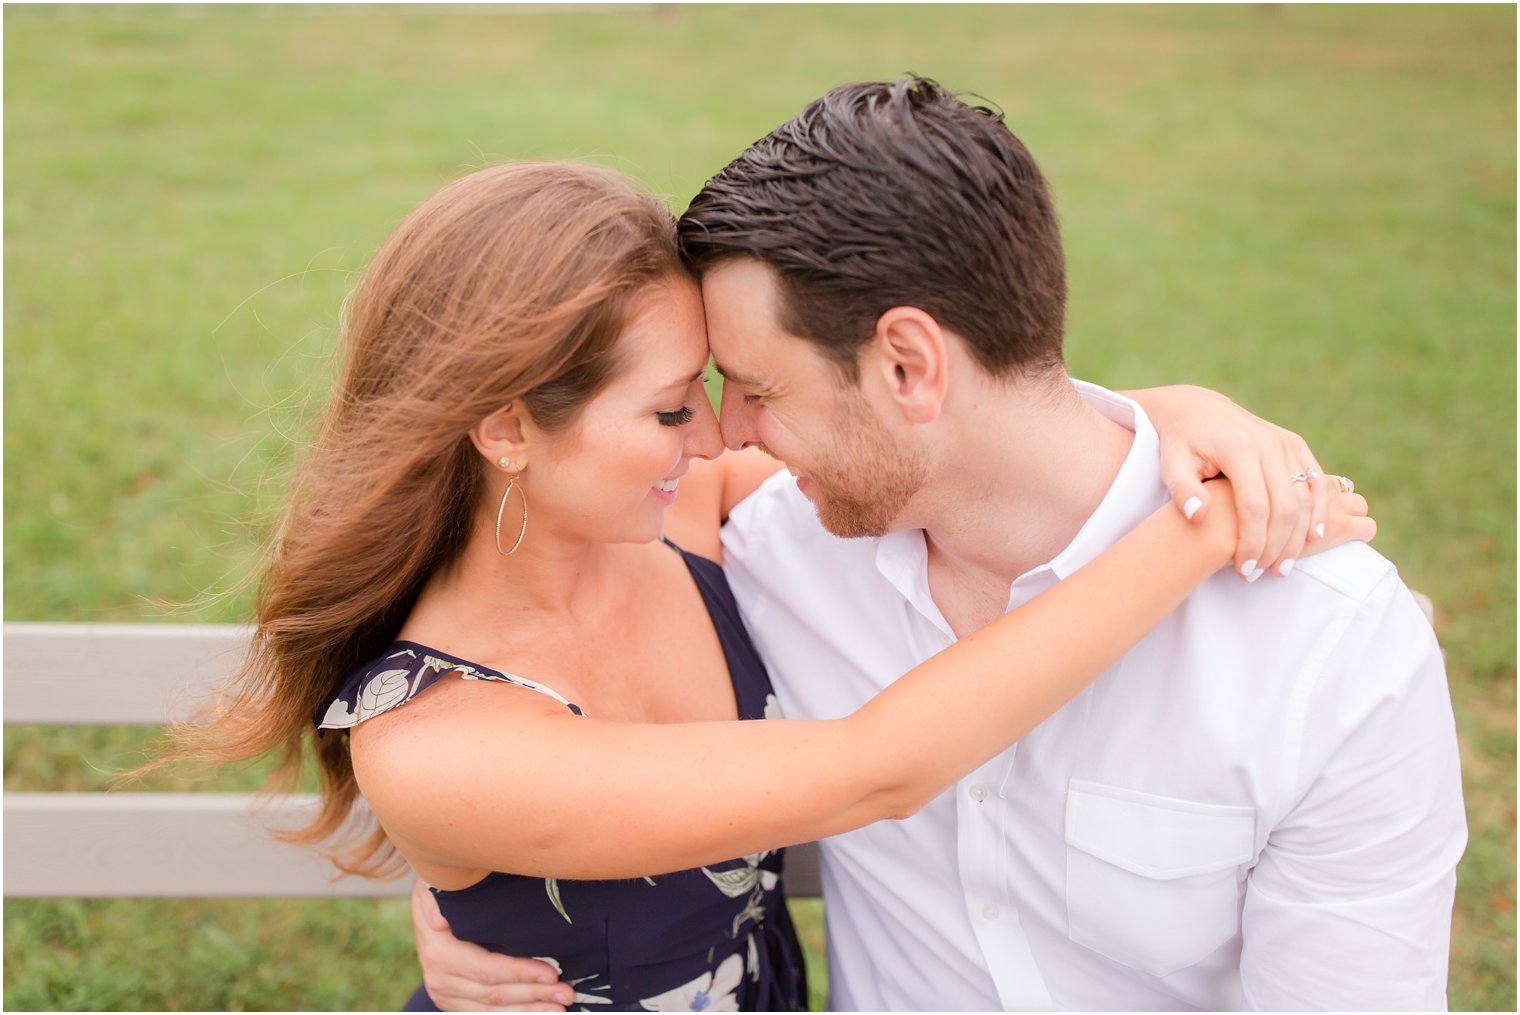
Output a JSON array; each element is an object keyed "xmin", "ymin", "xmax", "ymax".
[{"xmin": 687, "ymin": 392, "xmax": 724, "ymax": 460}]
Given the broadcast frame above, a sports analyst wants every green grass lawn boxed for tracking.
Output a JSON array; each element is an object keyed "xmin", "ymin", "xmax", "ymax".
[{"xmin": 5, "ymin": 4, "xmax": 1513, "ymax": 1010}]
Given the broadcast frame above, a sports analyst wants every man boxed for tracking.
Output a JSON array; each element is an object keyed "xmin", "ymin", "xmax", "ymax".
[{"xmin": 417, "ymin": 78, "xmax": 1466, "ymax": 1009}]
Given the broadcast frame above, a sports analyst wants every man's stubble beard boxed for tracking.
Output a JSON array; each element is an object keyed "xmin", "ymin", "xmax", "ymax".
[{"xmin": 808, "ymin": 394, "xmax": 928, "ymax": 539}]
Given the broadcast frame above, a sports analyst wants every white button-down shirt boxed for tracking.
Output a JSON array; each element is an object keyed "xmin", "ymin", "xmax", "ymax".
[{"xmin": 722, "ymin": 381, "xmax": 1466, "ymax": 1011}]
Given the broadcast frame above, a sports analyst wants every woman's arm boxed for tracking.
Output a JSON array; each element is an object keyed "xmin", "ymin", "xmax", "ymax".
[
  {"xmin": 356, "ymin": 490, "xmax": 1264, "ymax": 885},
  {"xmin": 1123, "ymin": 385, "xmax": 1335, "ymax": 580}
]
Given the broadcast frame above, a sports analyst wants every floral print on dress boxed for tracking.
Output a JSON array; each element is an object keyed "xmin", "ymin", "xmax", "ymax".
[
  {"xmin": 639, "ymin": 952, "xmax": 744, "ymax": 1012},
  {"xmin": 701, "ymin": 851, "xmax": 779, "ymax": 898},
  {"xmin": 701, "ymin": 851, "xmax": 781, "ymax": 937},
  {"xmin": 546, "ymin": 877, "xmax": 572, "ymax": 924}
]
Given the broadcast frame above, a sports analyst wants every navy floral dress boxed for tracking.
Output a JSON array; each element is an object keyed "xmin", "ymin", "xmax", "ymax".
[{"xmin": 315, "ymin": 541, "xmax": 808, "ymax": 1012}]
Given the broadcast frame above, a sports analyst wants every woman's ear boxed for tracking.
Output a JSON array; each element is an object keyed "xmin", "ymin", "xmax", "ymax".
[
  {"xmin": 469, "ymin": 401, "xmax": 532, "ymax": 472},
  {"xmin": 865, "ymin": 306, "xmax": 949, "ymax": 424}
]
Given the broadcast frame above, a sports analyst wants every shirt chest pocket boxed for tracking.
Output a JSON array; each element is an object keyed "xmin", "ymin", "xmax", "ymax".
[{"xmin": 1064, "ymin": 780, "xmax": 1256, "ymax": 977}]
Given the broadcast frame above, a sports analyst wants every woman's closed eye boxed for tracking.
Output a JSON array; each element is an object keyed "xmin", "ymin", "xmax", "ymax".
[{"xmin": 657, "ymin": 406, "xmax": 695, "ymax": 427}]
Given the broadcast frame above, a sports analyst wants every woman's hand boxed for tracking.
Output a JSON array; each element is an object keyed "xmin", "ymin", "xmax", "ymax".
[
  {"xmin": 411, "ymin": 878, "xmax": 573, "ymax": 1011},
  {"xmin": 1126, "ymin": 385, "xmax": 1356, "ymax": 580},
  {"xmin": 1198, "ymin": 475, "xmax": 1375, "ymax": 567}
]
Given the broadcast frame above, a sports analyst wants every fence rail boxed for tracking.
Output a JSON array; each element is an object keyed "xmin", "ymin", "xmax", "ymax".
[{"xmin": 3, "ymin": 622, "xmax": 823, "ymax": 898}]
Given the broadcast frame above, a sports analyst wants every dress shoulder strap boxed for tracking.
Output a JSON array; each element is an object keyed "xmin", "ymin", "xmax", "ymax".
[{"xmin": 314, "ymin": 642, "xmax": 584, "ymax": 733}]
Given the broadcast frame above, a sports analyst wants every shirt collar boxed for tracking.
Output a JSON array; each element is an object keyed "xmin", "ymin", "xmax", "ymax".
[
  {"xmin": 874, "ymin": 378, "xmax": 1165, "ymax": 608},
  {"xmin": 874, "ymin": 526, "xmax": 934, "ymax": 621},
  {"xmin": 1048, "ymin": 379, "xmax": 1164, "ymax": 580}
]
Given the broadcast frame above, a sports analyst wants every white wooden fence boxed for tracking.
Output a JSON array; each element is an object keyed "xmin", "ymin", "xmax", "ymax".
[{"xmin": 3, "ymin": 623, "xmax": 823, "ymax": 898}]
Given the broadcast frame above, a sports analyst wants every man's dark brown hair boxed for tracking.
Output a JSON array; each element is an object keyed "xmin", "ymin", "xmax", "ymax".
[{"xmin": 679, "ymin": 76, "xmax": 1067, "ymax": 383}]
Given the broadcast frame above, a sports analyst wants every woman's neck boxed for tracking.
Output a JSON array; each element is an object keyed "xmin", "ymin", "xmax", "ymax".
[{"xmin": 403, "ymin": 518, "xmax": 629, "ymax": 650}]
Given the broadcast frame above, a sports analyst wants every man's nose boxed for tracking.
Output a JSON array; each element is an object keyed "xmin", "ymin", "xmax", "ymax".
[{"xmin": 718, "ymin": 383, "xmax": 757, "ymax": 451}]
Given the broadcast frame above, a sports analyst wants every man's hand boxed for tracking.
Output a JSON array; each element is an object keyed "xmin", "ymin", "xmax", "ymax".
[
  {"xmin": 412, "ymin": 878, "xmax": 574, "ymax": 1012},
  {"xmin": 1130, "ymin": 385, "xmax": 1352, "ymax": 580}
]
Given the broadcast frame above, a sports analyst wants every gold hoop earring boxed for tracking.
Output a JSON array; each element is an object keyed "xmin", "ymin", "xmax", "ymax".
[{"xmin": 494, "ymin": 469, "xmax": 527, "ymax": 556}]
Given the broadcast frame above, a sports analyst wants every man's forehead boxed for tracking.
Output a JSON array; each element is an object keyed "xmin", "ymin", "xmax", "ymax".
[
  {"xmin": 700, "ymin": 293, "xmax": 767, "ymax": 384},
  {"xmin": 700, "ymin": 258, "xmax": 834, "ymax": 389},
  {"xmin": 700, "ymin": 258, "xmax": 778, "ymax": 319}
]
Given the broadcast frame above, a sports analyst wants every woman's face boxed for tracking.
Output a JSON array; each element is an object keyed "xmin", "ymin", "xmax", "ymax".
[{"xmin": 525, "ymin": 276, "xmax": 723, "ymax": 547}]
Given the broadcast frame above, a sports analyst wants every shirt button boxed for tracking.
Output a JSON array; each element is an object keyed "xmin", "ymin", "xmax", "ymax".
[
  {"xmin": 969, "ymin": 784, "xmax": 989, "ymax": 802},
  {"xmin": 982, "ymin": 904, "xmax": 1000, "ymax": 921}
]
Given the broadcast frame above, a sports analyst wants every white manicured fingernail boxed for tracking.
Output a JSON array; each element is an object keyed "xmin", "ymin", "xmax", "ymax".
[
  {"xmin": 1183, "ymin": 496, "xmax": 1202, "ymax": 521},
  {"xmin": 1314, "ymin": 523, "xmax": 1325, "ymax": 540},
  {"xmin": 1278, "ymin": 558, "xmax": 1295, "ymax": 577},
  {"xmin": 1239, "ymin": 559, "xmax": 1257, "ymax": 579},
  {"xmin": 1246, "ymin": 567, "xmax": 1265, "ymax": 583}
]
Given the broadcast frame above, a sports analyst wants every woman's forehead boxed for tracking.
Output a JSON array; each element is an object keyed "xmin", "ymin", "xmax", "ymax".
[{"xmin": 614, "ymin": 280, "xmax": 710, "ymax": 382}]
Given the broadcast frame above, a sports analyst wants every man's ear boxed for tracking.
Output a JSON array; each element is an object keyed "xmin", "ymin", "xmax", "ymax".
[
  {"xmin": 469, "ymin": 401, "xmax": 533, "ymax": 472},
  {"xmin": 864, "ymin": 306, "xmax": 949, "ymax": 424}
]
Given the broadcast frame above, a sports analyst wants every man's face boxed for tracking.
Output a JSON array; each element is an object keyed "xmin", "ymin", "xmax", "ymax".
[{"xmin": 701, "ymin": 258, "xmax": 926, "ymax": 537}]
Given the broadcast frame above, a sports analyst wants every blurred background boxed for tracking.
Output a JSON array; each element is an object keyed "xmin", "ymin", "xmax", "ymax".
[{"xmin": 4, "ymin": 4, "xmax": 1513, "ymax": 1010}]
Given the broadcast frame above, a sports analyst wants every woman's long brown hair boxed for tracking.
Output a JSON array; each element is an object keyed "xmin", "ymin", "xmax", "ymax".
[{"xmin": 168, "ymin": 163, "xmax": 685, "ymax": 877}]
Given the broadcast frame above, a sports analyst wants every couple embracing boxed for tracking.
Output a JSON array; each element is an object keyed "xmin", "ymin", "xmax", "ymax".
[{"xmin": 200, "ymin": 78, "xmax": 1464, "ymax": 1011}]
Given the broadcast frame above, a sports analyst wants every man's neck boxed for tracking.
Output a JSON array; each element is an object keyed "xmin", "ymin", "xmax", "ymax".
[{"xmin": 903, "ymin": 376, "xmax": 1134, "ymax": 634}]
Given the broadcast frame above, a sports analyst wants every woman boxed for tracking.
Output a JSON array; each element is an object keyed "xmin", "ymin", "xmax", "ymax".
[{"xmin": 186, "ymin": 162, "xmax": 1367, "ymax": 1012}]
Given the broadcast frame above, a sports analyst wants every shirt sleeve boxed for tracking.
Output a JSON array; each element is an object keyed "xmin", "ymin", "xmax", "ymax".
[{"xmin": 1239, "ymin": 572, "xmax": 1468, "ymax": 1011}]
